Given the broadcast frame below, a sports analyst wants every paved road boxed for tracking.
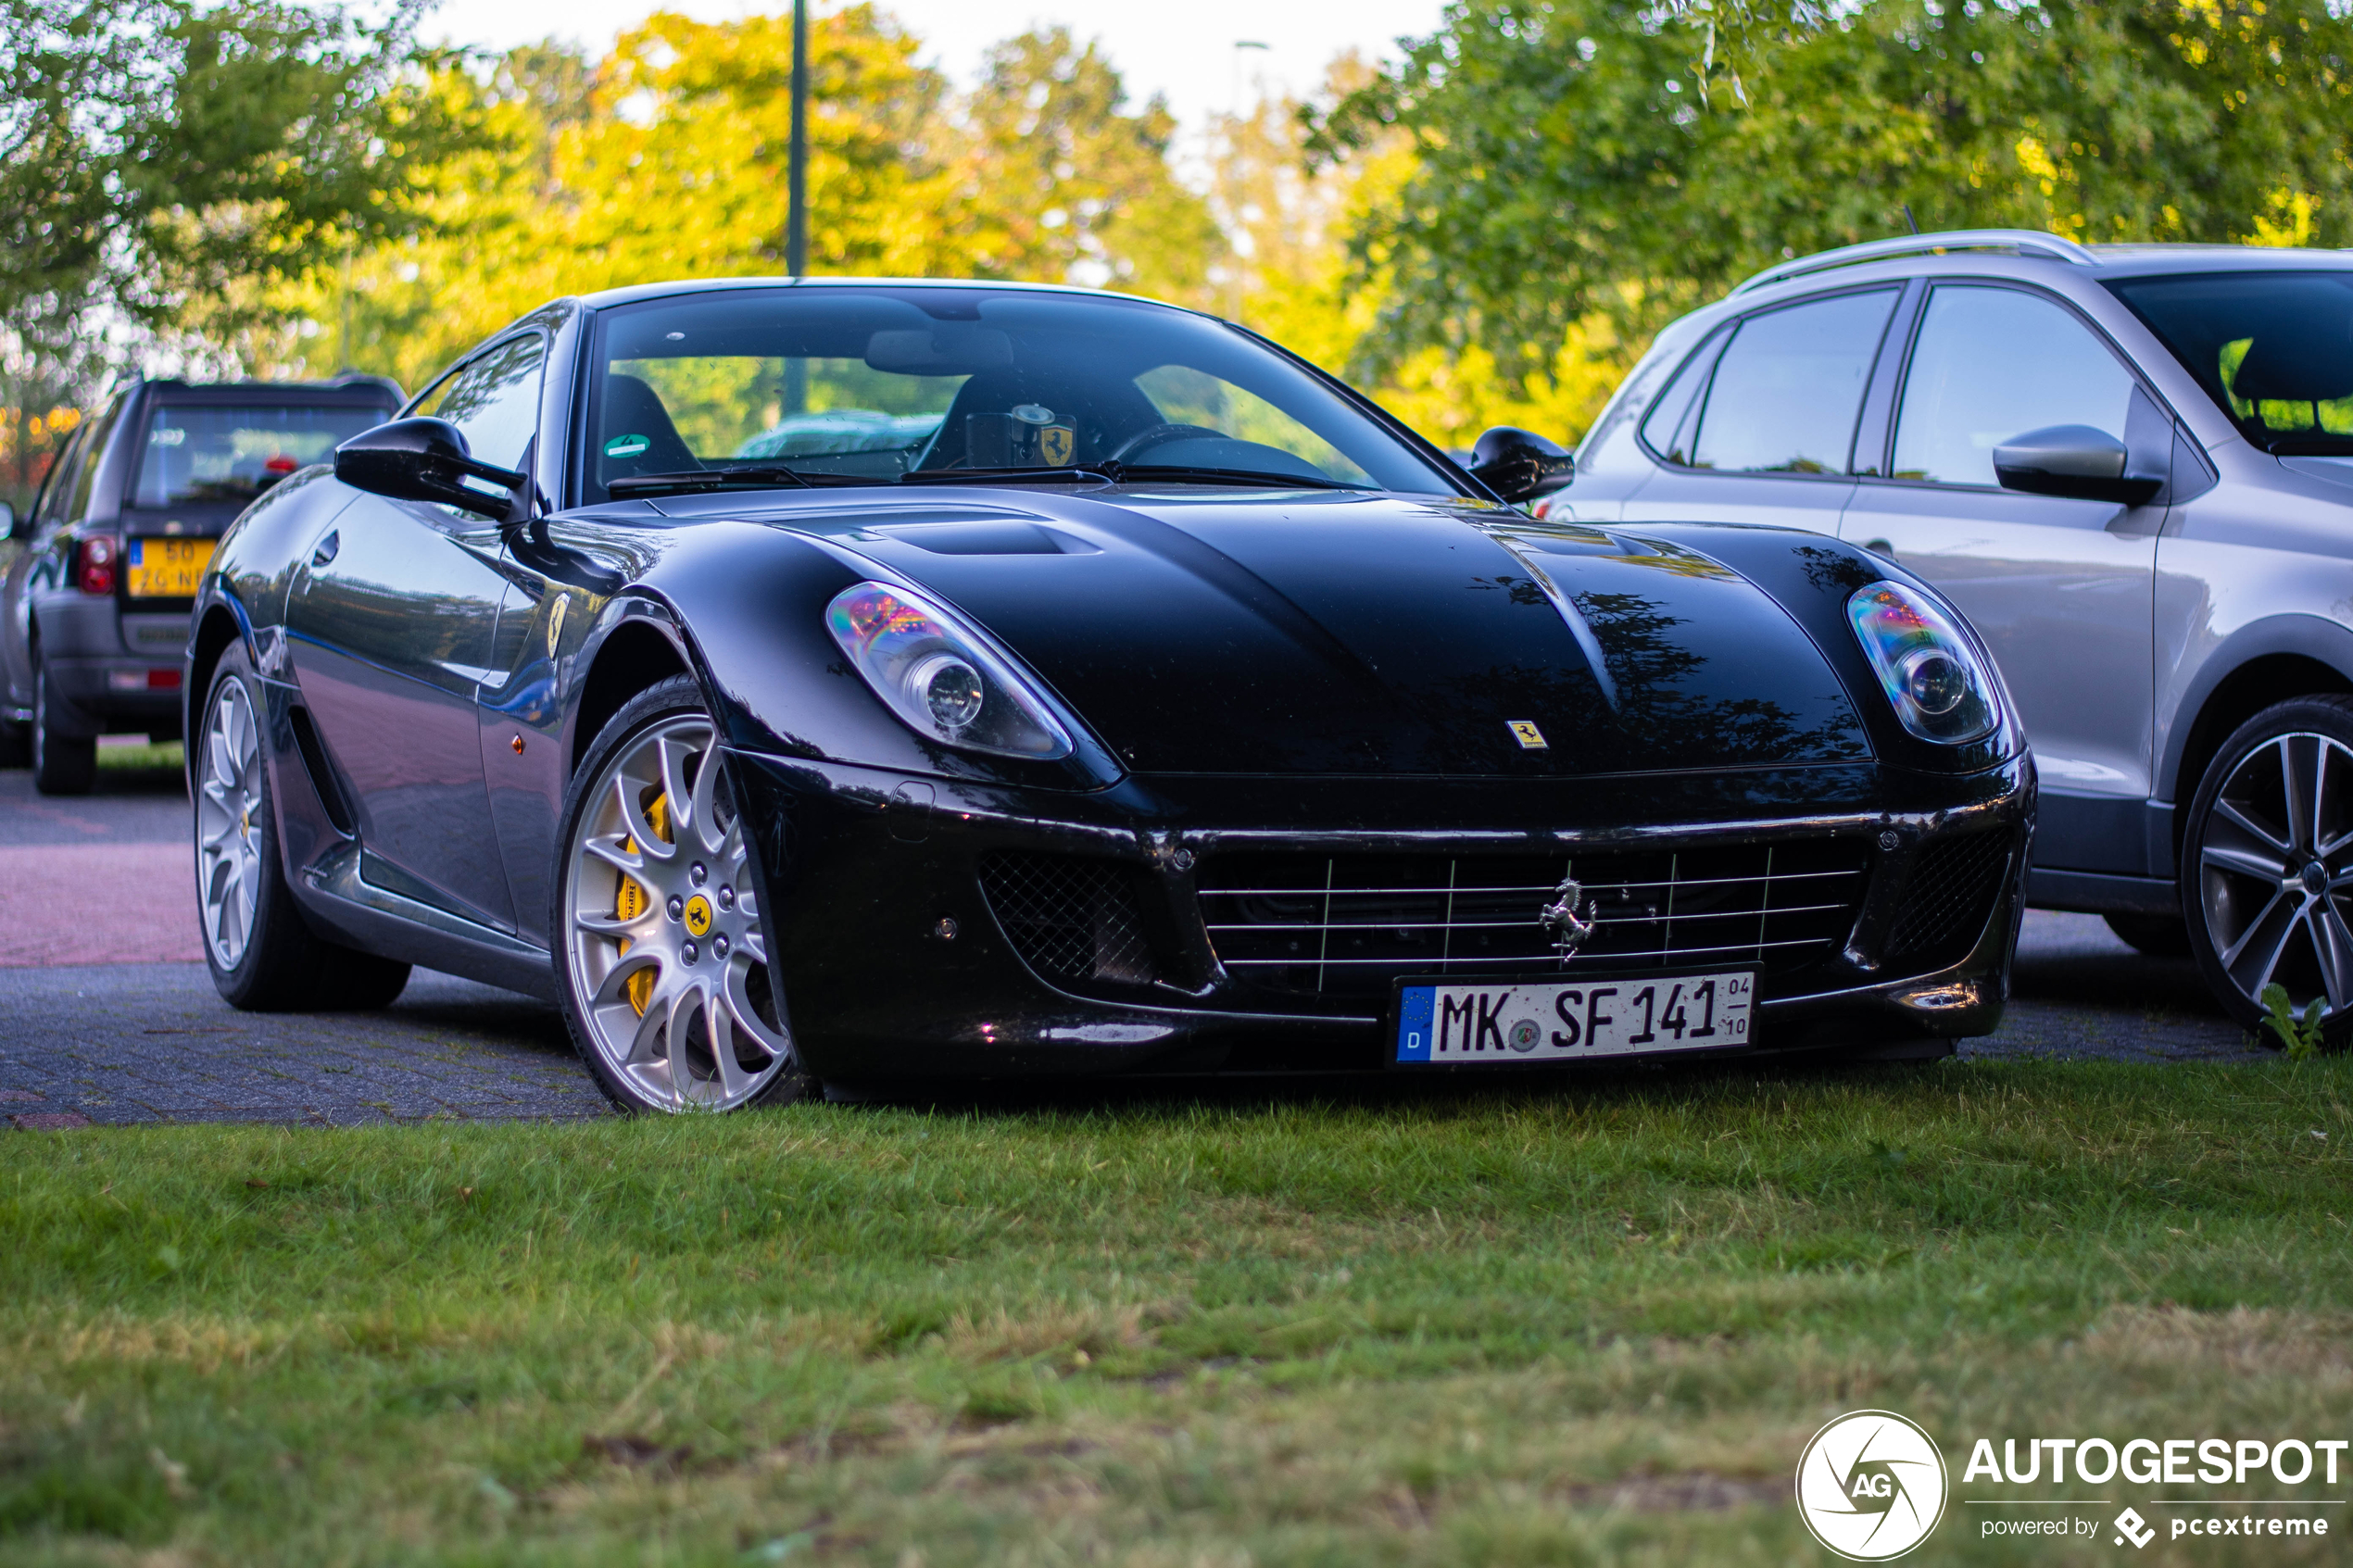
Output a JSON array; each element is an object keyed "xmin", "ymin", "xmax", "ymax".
[{"xmin": 0, "ymin": 756, "xmax": 2265, "ymax": 1128}]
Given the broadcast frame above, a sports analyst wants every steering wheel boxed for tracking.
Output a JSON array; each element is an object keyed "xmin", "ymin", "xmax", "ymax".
[{"xmin": 1105, "ymin": 423, "xmax": 1226, "ymax": 464}]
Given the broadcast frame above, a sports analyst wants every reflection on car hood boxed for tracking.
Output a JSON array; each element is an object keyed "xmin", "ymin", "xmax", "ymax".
[{"xmin": 796, "ymin": 489, "xmax": 1870, "ymax": 776}]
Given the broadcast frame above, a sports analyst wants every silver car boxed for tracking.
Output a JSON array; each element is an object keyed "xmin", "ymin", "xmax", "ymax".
[{"xmin": 1553, "ymin": 229, "xmax": 2353, "ymax": 1038}]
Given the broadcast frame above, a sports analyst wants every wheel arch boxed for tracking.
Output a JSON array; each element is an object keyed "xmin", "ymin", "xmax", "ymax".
[
  {"xmin": 2164, "ymin": 617, "xmax": 2353, "ymax": 849},
  {"xmin": 568, "ymin": 608, "xmax": 696, "ymax": 783},
  {"xmin": 185, "ymin": 604, "xmax": 245, "ymax": 749}
]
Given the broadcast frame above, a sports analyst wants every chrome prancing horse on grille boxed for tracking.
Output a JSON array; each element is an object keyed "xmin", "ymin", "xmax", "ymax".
[{"xmin": 1540, "ymin": 875, "xmax": 1597, "ymax": 960}]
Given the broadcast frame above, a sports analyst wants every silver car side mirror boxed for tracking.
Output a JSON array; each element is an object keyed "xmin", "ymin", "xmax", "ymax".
[
  {"xmin": 0, "ymin": 500, "xmax": 15, "ymax": 540},
  {"xmin": 1993, "ymin": 424, "xmax": 2160, "ymax": 506}
]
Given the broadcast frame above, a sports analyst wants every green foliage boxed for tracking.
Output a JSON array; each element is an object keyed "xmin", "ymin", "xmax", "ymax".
[
  {"xmin": 2260, "ymin": 982, "xmax": 2330, "ymax": 1060},
  {"xmin": 0, "ymin": 0, "xmax": 479, "ymax": 329},
  {"xmin": 1315, "ymin": 0, "xmax": 2353, "ymax": 378}
]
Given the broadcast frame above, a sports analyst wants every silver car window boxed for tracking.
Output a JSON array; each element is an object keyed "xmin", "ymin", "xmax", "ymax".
[
  {"xmin": 1687, "ymin": 290, "xmax": 1896, "ymax": 474},
  {"xmin": 1893, "ymin": 286, "xmax": 2133, "ymax": 486}
]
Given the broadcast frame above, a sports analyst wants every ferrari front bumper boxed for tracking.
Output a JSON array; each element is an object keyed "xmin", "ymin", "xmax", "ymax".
[{"xmin": 729, "ymin": 751, "xmax": 2033, "ymax": 1088}]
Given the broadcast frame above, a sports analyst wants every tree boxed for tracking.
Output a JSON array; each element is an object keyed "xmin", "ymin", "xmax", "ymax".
[
  {"xmin": 1315, "ymin": 0, "xmax": 2353, "ymax": 380},
  {"xmin": 0, "ymin": 0, "xmax": 473, "ymax": 502},
  {"xmin": 264, "ymin": 14, "xmax": 1231, "ymax": 391}
]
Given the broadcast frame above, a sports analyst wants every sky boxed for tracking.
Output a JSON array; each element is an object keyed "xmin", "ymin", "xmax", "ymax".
[{"xmin": 420, "ymin": 0, "xmax": 1450, "ymax": 133}]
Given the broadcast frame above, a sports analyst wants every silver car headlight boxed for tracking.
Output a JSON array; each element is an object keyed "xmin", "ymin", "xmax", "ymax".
[
  {"xmin": 826, "ymin": 582, "xmax": 1075, "ymax": 759},
  {"xmin": 1846, "ymin": 580, "xmax": 1999, "ymax": 745}
]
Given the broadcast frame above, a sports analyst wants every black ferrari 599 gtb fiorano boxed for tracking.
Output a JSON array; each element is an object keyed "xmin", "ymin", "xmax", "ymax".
[{"xmin": 185, "ymin": 278, "xmax": 2032, "ymax": 1111}]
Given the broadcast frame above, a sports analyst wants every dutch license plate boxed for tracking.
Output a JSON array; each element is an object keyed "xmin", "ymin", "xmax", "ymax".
[
  {"xmin": 126, "ymin": 537, "xmax": 213, "ymax": 597},
  {"xmin": 1394, "ymin": 970, "xmax": 1755, "ymax": 1064}
]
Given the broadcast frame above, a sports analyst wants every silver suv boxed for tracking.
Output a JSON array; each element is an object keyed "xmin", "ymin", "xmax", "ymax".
[
  {"xmin": 1554, "ymin": 230, "xmax": 2353, "ymax": 1038},
  {"xmin": 2, "ymin": 376, "xmax": 399, "ymax": 791}
]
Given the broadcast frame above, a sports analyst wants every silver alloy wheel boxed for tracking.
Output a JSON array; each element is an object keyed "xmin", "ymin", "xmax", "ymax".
[
  {"xmin": 2198, "ymin": 730, "xmax": 2353, "ymax": 1014},
  {"xmin": 195, "ymin": 674, "xmax": 264, "ymax": 969},
  {"xmin": 564, "ymin": 715, "xmax": 793, "ymax": 1110}
]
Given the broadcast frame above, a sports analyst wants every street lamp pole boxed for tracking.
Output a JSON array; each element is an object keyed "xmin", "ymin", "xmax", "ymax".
[{"xmin": 787, "ymin": 0, "xmax": 809, "ymax": 277}]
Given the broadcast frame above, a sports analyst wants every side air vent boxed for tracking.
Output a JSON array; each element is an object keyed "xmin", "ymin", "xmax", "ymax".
[
  {"xmin": 287, "ymin": 705, "xmax": 357, "ymax": 835},
  {"xmin": 1884, "ymin": 830, "xmax": 2012, "ymax": 970},
  {"xmin": 978, "ymin": 853, "xmax": 1161, "ymax": 988}
]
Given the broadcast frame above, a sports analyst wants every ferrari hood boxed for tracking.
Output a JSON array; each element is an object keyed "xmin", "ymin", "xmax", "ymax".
[{"xmin": 830, "ymin": 491, "xmax": 1870, "ymax": 776}]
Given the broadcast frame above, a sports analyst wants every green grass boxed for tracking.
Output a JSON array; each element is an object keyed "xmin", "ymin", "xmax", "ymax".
[
  {"xmin": 93, "ymin": 740, "xmax": 182, "ymax": 774},
  {"xmin": 4, "ymin": 1060, "xmax": 2350, "ymax": 1565}
]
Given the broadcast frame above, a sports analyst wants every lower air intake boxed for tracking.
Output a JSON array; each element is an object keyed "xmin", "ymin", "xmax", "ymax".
[
  {"xmin": 1198, "ymin": 839, "xmax": 1869, "ymax": 999},
  {"xmin": 978, "ymin": 853, "xmax": 1161, "ymax": 988},
  {"xmin": 1884, "ymin": 829, "xmax": 2012, "ymax": 970}
]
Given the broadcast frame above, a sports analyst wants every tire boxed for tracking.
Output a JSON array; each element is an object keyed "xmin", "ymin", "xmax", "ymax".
[
  {"xmin": 2180, "ymin": 695, "xmax": 2353, "ymax": 1047},
  {"xmin": 552, "ymin": 675, "xmax": 809, "ymax": 1113},
  {"xmin": 0, "ymin": 717, "xmax": 28, "ymax": 769},
  {"xmin": 31, "ymin": 654, "xmax": 95, "ymax": 795},
  {"xmin": 2103, "ymin": 911, "xmax": 2193, "ymax": 957},
  {"xmin": 195, "ymin": 645, "xmax": 411, "ymax": 1011}
]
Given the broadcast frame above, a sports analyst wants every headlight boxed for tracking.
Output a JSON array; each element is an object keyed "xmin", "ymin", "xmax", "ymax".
[
  {"xmin": 1845, "ymin": 580, "xmax": 1999, "ymax": 744},
  {"xmin": 826, "ymin": 583, "xmax": 1075, "ymax": 759}
]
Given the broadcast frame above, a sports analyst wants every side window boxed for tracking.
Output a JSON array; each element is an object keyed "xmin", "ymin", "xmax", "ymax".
[
  {"xmin": 60, "ymin": 391, "xmax": 131, "ymax": 523},
  {"xmin": 31, "ymin": 421, "xmax": 92, "ymax": 530},
  {"xmin": 412, "ymin": 333, "xmax": 546, "ymax": 472},
  {"xmin": 1637, "ymin": 330, "xmax": 1728, "ymax": 465},
  {"xmin": 1893, "ymin": 286, "xmax": 2134, "ymax": 486},
  {"xmin": 1684, "ymin": 290, "xmax": 1898, "ymax": 474}
]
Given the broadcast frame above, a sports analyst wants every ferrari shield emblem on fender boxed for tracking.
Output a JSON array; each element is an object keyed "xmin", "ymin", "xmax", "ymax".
[
  {"xmin": 1507, "ymin": 719, "xmax": 1548, "ymax": 750},
  {"xmin": 1039, "ymin": 424, "xmax": 1076, "ymax": 466}
]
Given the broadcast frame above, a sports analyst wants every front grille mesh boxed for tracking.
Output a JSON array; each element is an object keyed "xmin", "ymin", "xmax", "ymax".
[
  {"xmin": 1885, "ymin": 830, "xmax": 2011, "ymax": 969},
  {"xmin": 979, "ymin": 853, "xmax": 1160, "ymax": 987},
  {"xmin": 1198, "ymin": 840, "xmax": 1869, "ymax": 998}
]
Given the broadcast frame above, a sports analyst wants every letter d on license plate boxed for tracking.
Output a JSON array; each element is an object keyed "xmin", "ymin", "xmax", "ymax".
[{"xmin": 1394, "ymin": 970, "xmax": 1755, "ymax": 1063}]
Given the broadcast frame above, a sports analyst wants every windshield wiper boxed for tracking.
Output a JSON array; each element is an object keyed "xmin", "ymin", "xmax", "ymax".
[
  {"xmin": 898, "ymin": 462, "xmax": 1363, "ymax": 491},
  {"xmin": 898, "ymin": 464, "xmax": 1123, "ymax": 487},
  {"xmin": 1113, "ymin": 464, "xmax": 1365, "ymax": 491},
  {"xmin": 2261, "ymin": 433, "xmax": 2353, "ymax": 458},
  {"xmin": 608, "ymin": 465, "xmax": 883, "ymax": 497}
]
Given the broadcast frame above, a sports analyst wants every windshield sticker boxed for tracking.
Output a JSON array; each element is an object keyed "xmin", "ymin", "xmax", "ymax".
[{"xmin": 605, "ymin": 434, "xmax": 650, "ymax": 458}]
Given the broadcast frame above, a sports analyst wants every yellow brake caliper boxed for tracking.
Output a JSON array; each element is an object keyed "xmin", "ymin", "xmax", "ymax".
[{"xmin": 614, "ymin": 792, "xmax": 671, "ymax": 1015}]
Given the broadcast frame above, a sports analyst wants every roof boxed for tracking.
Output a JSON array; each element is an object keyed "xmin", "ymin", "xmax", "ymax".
[
  {"xmin": 1731, "ymin": 229, "xmax": 2353, "ymax": 296},
  {"xmin": 138, "ymin": 374, "xmax": 404, "ymax": 403},
  {"xmin": 564, "ymin": 274, "xmax": 1190, "ymax": 313}
]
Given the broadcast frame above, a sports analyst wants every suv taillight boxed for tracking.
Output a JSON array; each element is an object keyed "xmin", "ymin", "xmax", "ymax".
[{"xmin": 74, "ymin": 534, "xmax": 119, "ymax": 596}]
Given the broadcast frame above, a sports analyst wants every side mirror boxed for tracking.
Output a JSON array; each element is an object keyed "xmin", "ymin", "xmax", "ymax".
[
  {"xmin": 1468, "ymin": 426, "xmax": 1575, "ymax": 504},
  {"xmin": 1993, "ymin": 424, "xmax": 2160, "ymax": 507},
  {"xmin": 333, "ymin": 418, "xmax": 527, "ymax": 521},
  {"xmin": 0, "ymin": 500, "xmax": 15, "ymax": 541}
]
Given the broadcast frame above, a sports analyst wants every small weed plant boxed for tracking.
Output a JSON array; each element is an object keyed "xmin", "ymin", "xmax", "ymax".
[{"xmin": 2260, "ymin": 981, "xmax": 2330, "ymax": 1060}]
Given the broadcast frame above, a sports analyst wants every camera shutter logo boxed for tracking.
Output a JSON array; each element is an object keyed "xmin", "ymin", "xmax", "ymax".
[{"xmin": 1795, "ymin": 1410, "xmax": 1948, "ymax": 1560}]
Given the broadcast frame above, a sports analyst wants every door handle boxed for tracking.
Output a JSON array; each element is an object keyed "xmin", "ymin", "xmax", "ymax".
[{"xmin": 311, "ymin": 530, "xmax": 340, "ymax": 567}]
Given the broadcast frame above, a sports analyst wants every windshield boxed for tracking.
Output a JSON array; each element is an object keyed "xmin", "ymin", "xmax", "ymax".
[
  {"xmin": 2107, "ymin": 270, "xmax": 2353, "ymax": 455},
  {"xmin": 583, "ymin": 286, "xmax": 1455, "ymax": 499},
  {"xmin": 130, "ymin": 403, "xmax": 390, "ymax": 508}
]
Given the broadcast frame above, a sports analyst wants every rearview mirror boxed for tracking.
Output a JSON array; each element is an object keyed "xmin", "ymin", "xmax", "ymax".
[
  {"xmin": 864, "ymin": 326, "xmax": 1013, "ymax": 376},
  {"xmin": 0, "ymin": 500, "xmax": 15, "ymax": 541},
  {"xmin": 1993, "ymin": 424, "xmax": 2160, "ymax": 506},
  {"xmin": 334, "ymin": 418, "xmax": 527, "ymax": 521},
  {"xmin": 1468, "ymin": 426, "xmax": 1575, "ymax": 504}
]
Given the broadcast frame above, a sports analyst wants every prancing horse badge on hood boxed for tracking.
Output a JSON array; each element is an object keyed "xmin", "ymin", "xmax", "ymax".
[{"xmin": 1507, "ymin": 719, "xmax": 1548, "ymax": 750}]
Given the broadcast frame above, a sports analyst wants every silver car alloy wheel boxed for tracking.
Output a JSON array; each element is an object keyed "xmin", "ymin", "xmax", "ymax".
[
  {"xmin": 564, "ymin": 715, "xmax": 793, "ymax": 1110},
  {"xmin": 2198, "ymin": 730, "xmax": 2353, "ymax": 1014},
  {"xmin": 195, "ymin": 674, "xmax": 264, "ymax": 970}
]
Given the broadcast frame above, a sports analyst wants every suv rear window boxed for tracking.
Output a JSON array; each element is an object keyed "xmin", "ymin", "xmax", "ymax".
[
  {"xmin": 130, "ymin": 403, "xmax": 389, "ymax": 508},
  {"xmin": 2108, "ymin": 270, "xmax": 2353, "ymax": 455}
]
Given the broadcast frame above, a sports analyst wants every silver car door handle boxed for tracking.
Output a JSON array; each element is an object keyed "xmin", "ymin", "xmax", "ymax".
[{"xmin": 311, "ymin": 530, "xmax": 340, "ymax": 567}]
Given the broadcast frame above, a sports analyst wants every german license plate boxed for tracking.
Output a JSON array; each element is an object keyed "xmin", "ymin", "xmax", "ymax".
[
  {"xmin": 126, "ymin": 537, "xmax": 213, "ymax": 597},
  {"xmin": 1394, "ymin": 970, "xmax": 1755, "ymax": 1064}
]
